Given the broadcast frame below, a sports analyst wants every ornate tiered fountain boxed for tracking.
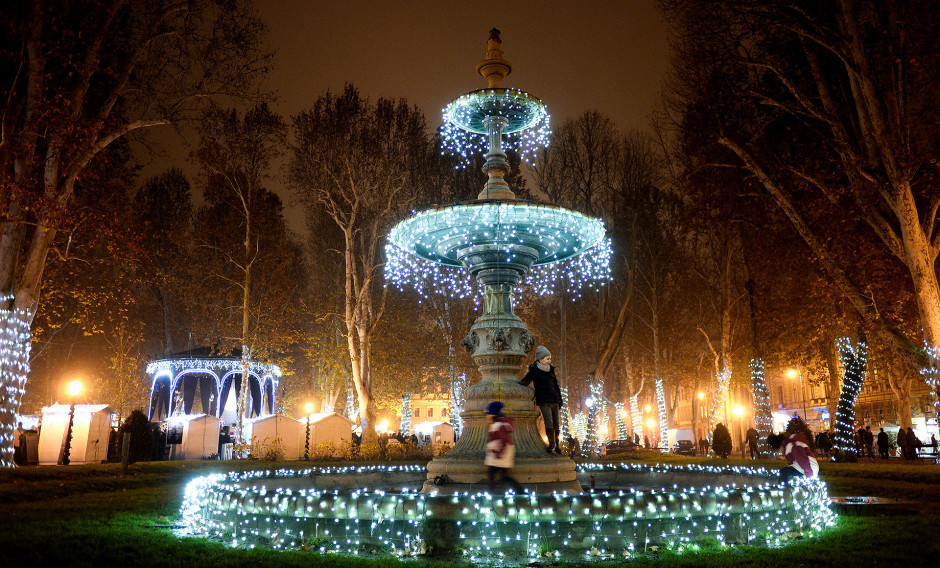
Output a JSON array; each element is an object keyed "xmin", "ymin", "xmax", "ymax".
[
  {"xmin": 387, "ymin": 28, "xmax": 605, "ymax": 493},
  {"xmin": 179, "ymin": 31, "xmax": 835, "ymax": 564}
]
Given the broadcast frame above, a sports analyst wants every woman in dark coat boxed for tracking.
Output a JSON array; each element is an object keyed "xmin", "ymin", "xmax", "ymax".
[
  {"xmin": 876, "ymin": 427, "xmax": 890, "ymax": 459},
  {"xmin": 519, "ymin": 345, "xmax": 564, "ymax": 454}
]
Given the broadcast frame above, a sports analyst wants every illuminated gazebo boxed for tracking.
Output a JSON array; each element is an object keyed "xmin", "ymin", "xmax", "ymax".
[{"xmin": 146, "ymin": 347, "xmax": 281, "ymax": 425}]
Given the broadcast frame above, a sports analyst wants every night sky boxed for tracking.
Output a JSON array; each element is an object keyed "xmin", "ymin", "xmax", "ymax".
[
  {"xmin": 256, "ymin": 0, "xmax": 669, "ymax": 132},
  {"xmin": 139, "ymin": 1, "xmax": 670, "ymax": 230}
]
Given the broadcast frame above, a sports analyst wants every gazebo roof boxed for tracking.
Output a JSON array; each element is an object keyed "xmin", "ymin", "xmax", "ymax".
[{"xmin": 146, "ymin": 347, "xmax": 282, "ymax": 378}]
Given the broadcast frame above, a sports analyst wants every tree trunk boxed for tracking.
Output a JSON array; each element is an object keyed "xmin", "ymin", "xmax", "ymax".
[
  {"xmin": 888, "ymin": 369, "xmax": 914, "ymax": 430},
  {"xmin": 895, "ymin": 187, "xmax": 940, "ymax": 344},
  {"xmin": 691, "ymin": 369, "xmax": 701, "ymax": 441},
  {"xmin": 824, "ymin": 341, "xmax": 842, "ymax": 429},
  {"xmin": 0, "ymin": 308, "xmax": 32, "ymax": 467}
]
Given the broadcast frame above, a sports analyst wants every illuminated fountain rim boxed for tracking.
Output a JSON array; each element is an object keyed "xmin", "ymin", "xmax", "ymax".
[
  {"xmin": 388, "ymin": 199, "xmax": 606, "ymax": 267},
  {"xmin": 444, "ymin": 88, "xmax": 547, "ymax": 134},
  {"xmin": 180, "ymin": 462, "xmax": 835, "ymax": 562}
]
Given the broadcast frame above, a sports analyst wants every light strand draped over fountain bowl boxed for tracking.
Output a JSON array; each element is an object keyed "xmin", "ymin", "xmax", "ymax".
[{"xmin": 385, "ymin": 201, "xmax": 613, "ymax": 299}]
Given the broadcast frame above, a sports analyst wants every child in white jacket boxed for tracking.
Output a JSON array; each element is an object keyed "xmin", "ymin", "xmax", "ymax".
[{"xmin": 485, "ymin": 401, "xmax": 524, "ymax": 493}]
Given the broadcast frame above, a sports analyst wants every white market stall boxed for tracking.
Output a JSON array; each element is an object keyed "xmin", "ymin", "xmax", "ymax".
[
  {"xmin": 167, "ymin": 414, "xmax": 221, "ymax": 460},
  {"xmin": 38, "ymin": 404, "xmax": 115, "ymax": 465},
  {"xmin": 413, "ymin": 421, "xmax": 454, "ymax": 446},
  {"xmin": 305, "ymin": 412, "xmax": 355, "ymax": 447},
  {"xmin": 432, "ymin": 422, "xmax": 455, "ymax": 446},
  {"xmin": 246, "ymin": 414, "xmax": 303, "ymax": 460}
]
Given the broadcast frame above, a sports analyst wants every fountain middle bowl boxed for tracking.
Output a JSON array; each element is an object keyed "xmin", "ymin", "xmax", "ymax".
[
  {"xmin": 388, "ymin": 199, "xmax": 606, "ymax": 267},
  {"xmin": 180, "ymin": 461, "xmax": 835, "ymax": 562}
]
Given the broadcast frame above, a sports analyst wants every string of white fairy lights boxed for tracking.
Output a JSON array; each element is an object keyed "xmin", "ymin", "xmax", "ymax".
[
  {"xmin": 630, "ymin": 393, "xmax": 643, "ymax": 442},
  {"xmin": 440, "ymin": 88, "xmax": 551, "ymax": 168},
  {"xmin": 384, "ymin": 201, "xmax": 613, "ymax": 300},
  {"xmin": 709, "ymin": 370, "xmax": 732, "ymax": 432},
  {"xmin": 0, "ymin": 294, "xmax": 30, "ymax": 468},
  {"xmin": 655, "ymin": 377, "xmax": 668, "ymax": 450},
  {"xmin": 749, "ymin": 359, "xmax": 774, "ymax": 445},
  {"xmin": 832, "ymin": 338, "xmax": 867, "ymax": 456},
  {"xmin": 180, "ymin": 461, "xmax": 835, "ymax": 563},
  {"xmin": 614, "ymin": 402, "xmax": 628, "ymax": 440}
]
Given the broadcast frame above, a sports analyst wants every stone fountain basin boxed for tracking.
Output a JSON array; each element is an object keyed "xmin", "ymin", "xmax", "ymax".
[{"xmin": 181, "ymin": 463, "xmax": 835, "ymax": 562}]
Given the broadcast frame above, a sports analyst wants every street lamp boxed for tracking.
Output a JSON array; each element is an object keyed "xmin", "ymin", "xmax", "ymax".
[
  {"xmin": 62, "ymin": 380, "xmax": 82, "ymax": 466},
  {"xmin": 303, "ymin": 402, "xmax": 313, "ymax": 461},
  {"xmin": 787, "ymin": 368, "xmax": 808, "ymax": 422}
]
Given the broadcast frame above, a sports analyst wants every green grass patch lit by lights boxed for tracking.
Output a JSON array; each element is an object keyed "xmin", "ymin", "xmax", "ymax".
[{"xmin": 2, "ymin": 457, "xmax": 940, "ymax": 567}]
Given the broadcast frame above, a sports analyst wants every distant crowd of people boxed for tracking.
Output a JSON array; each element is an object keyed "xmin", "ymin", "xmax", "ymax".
[{"xmin": 809, "ymin": 425, "xmax": 937, "ymax": 460}]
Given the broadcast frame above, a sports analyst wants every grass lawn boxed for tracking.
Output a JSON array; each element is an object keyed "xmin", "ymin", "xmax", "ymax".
[{"xmin": 1, "ymin": 454, "xmax": 938, "ymax": 567}]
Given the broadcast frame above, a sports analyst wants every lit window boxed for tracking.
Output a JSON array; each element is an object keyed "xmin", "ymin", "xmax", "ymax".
[
  {"xmin": 428, "ymin": 407, "xmax": 434, "ymax": 418},
  {"xmin": 414, "ymin": 408, "xmax": 420, "ymax": 418}
]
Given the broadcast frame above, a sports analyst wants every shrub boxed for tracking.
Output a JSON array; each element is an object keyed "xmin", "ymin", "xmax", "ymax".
[
  {"xmin": 117, "ymin": 409, "xmax": 154, "ymax": 464},
  {"xmin": 358, "ymin": 442, "xmax": 382, "ymax": 460},
  {"xmin": 712, "ymin": 423, "xmax": 733, "ymax": 458},
  {"xmin": 311, "ymin": 440, "xmax": 338, "ymax": 460},
  {"xmin": 432, "ymin": 441, "xmax": 452, "ymax": 456},
  {"xmin": 253, "ymin": 436, "xmax": 284, "ymax": 461}
]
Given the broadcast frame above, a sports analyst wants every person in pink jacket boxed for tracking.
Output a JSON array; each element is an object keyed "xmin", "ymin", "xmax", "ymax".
[
  {"xmin": 768, "ymin": 432, "xmax": 819, "ymax": 483},
  {"xmin": 485, "ymin": 401, "xmax": 524, "ymax": 493}
]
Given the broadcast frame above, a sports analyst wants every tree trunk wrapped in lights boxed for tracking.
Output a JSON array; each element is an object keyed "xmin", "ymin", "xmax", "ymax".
[
  {"xmin": 0, "ymin": 298, "xmax": 30, "ymax": 467},
  {"xmin": 709, "ymin": 370, "xmax": 732, "ymax": 431},
  {"xmin": 630, "ymin": 393, "xmax": 643, "ymax": 441},
  {"xmin": 656, "ymin": 377, "xmax": 668, "ymax": 450},
  {"xmin": 584, "ymin": 379, "xmax": 604, "ymax": 456},
  {"xmin": 749, "ymin": 359, "xmax": 773, "ymax": 455},
  {"xmin": 832, "ymin": 337, "xmax": 867, "ymax": 461},
  {"xmin": 614, "ymin": 402, "xmax": 628, "ymax": 440},
  {"xmin": 558, "ymin": 385, "xmax": 571, "ymax": 445},
  {"xmin": 399, "ymin": 393, "xmax": 412, "ymax": 437},
  {"xmin": 449, "ymin": 374, "xmax": 465, "ymax": 438}
]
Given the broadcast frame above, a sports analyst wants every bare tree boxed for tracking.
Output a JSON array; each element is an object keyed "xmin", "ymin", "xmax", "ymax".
[
  {"xmin": 663, "ymin": 0, "xmax": 940, "ymax": 373},
  {"xmin": 289, "ymin": 85, "xmax": 432, "ymax": 444},
  {"xmin": 0, "ymin": 0, "xmax": 270, "ymax": 465},
  {"xmin": 192, "ymin": 102, "xmax": 287, "ymax": 449}
]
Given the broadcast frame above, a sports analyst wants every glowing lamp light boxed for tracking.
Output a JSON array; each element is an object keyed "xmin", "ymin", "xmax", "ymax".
[
  {"xmin": 733, "ymin": 405, "xmax": 744, "ymax": 416},
  {"xmin": 304, "ymin": 402, "xmax": 314, "ymax": 414},
  {"xmin": 786, "ymin": 369, "xmax": 798, "ymax": 379},
  {"xmin": 644, "ymin": 404, "xmax": 652, "ymax": 412},
  {"xmin": 68, "ymin": 380, "xmax": 82, "ymax": 397},
  {"xmin": 646, "ymin": 419, "xmax": 655, "ymax": 428},
  {"xmin": 378, "ymin": 420, "xmax": 389, "ymax": 433},
  {"xmin": 585, "ymin": 397, "xmax": 594, "ymax": 408},
  {"xmin": 697, "ymin": 392, "xmax": 705, "ymax": 400}
]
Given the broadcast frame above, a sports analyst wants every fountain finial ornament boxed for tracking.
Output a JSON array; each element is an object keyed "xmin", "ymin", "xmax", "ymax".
[{"xmin": 476, "ymin": 28, "xmax": 512, "ymax": 88}]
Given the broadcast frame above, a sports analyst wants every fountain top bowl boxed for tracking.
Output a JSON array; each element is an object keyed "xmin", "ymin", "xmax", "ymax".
[
  {"xmin": 388, "ymin": 199, "xmax": 606, "ymax": 268},
  {"xmin": 444, "ymin": 88, "xmax": 547, "ymax": 135}
]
